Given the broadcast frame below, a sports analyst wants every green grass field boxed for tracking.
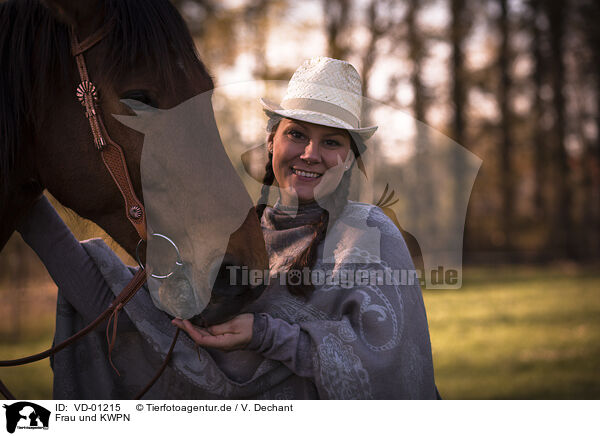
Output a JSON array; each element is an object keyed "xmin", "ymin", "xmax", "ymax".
[
  {"xmin": 1, "ymin": 265, "xmax": 599, "ymax": 399},
  {"xmin": 426, "ymin": 266, "xmax": 600, "ymax": 399}
]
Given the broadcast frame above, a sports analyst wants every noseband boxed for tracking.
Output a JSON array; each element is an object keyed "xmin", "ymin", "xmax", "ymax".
[{"xmin": 0, "ymin": 23, "xmax": 181, "ymax": 401}]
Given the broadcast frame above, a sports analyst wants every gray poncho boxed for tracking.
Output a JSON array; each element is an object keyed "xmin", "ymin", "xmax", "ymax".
[{"xmin": 20, "ymin": 197, "xmax": 437, "ymax": 399}]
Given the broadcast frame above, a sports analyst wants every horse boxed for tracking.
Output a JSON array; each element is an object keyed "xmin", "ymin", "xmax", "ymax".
[{"xmin": 0, "ymin": 0, "xmax": 268, "ymax": 398}]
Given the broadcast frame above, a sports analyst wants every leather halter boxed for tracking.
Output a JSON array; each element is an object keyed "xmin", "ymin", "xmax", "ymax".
[{"xmin": 0, "ymin": 24, "xmax": 181, "ymax": 400}]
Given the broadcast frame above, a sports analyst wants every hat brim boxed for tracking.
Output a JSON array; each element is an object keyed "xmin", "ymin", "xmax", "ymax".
[{"xmin": 260, "ymin": 98, "xmax": 377, "ymax": 140}]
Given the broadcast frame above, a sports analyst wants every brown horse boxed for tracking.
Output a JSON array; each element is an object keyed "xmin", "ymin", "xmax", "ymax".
[{"xmin": 0, "ymin": 0, "xmax": 267, "ymax": 341}]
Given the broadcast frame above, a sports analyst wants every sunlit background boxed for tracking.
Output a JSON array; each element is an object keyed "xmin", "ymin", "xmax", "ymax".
[{"xmin": 1, "ymin": 0, "xmax": 599, "ymax": 399}]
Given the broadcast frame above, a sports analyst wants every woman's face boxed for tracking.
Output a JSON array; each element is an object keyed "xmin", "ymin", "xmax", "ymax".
[{"xmin": 269, "ymin": 118, "xmax": 353, "ymax": 205}]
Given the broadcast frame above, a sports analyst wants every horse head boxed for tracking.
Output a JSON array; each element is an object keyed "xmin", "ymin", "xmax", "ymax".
[{"xmin": 0, "ymin": 0, "xmax": 268, "ymax": 322}]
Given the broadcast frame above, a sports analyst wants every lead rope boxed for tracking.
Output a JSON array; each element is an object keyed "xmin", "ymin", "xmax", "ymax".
[
  {"xmin": 0, "ymin": 268, "xmax": 147, "ymax": 397},
  {"xmin": 0, "ymin": 269, "xmax": 180, "ymax": 399},
  {"xmin": 106, "ymin": 303, "xmax": 124, "ymax": 375},
  {"xmin": 0, "ymin": 379, "xmax": 16, "ymax": 401},
  {"xmin": 134, "ymin": 329, "xmax": 180, "ymax": 401}
]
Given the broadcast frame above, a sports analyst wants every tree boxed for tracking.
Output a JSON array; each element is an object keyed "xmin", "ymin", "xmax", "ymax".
[
  {"xmin": 323, "ymin": 0, "xmax": 351, "ymax": 60},
  {"xmin": 449, "ymin": 0, "xmax": 472, "ymax": 246},
  {"xmin": 528, "ymin": 0, "xmax": 548, "ymax": 220},
  {"xmin": 497, "ymin": 0, "xmax": 514, "ymax": 256},
  {"xmin": 546, "ymin": 0, "xmax": 574, "ymax": 258}
]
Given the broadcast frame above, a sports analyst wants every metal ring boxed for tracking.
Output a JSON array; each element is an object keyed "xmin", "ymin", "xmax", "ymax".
[{"xmin": 135, "ymin": 233, "xmax": 184, "ymax": 279}]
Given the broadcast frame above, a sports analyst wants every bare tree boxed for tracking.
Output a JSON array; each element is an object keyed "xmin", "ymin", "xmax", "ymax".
[
  {"xmin": 497, "ymin": 0, "xmax": 514, "ymax": 256},
  {"xmin": 528, "ymin": 0, "xmax": 548, "ymax": 220},
  {"xmin": 449, "ymin": 0, "xmax": 471, "ymax": 241},
  {"xmin": 575, "ymin": 0, "xmax": 600, "ymax": 258},
  {"xmin": 547, "ymin": 0, "xmax": 574, "ymax": 258},
  {"xmin": 323, "ymin": 0, "xmax": 351, "ymax": 60}
]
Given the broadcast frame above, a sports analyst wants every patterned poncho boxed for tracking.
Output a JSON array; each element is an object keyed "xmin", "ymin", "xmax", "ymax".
[{"xmin": 21, "ymin": 197, "xmax": 437, "ymax": 399}]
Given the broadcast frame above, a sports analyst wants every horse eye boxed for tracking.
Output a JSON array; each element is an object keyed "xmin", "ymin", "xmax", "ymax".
[{"xmin": 121, "ymin": 90, "xmax": 157, "ymax": 108}]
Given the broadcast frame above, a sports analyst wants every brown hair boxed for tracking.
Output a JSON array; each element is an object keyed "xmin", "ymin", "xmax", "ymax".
[{"xmin": 256, "ymin": 117, "xmax": 364, "ymax": 297}]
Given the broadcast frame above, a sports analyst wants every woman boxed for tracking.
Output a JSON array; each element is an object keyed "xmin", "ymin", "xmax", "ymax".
[
  {"xmin": 17, "ymin": 57, "xmax": 437, "ymax": 399},
  {"xmin": 174, "ymin": 57, "xmax": 439, "ymax": 399}
]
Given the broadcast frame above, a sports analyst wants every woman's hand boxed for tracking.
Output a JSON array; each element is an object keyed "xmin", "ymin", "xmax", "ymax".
[{"xmin": 171, "ymin": 313, "xmax": 254, "ymax": 351}]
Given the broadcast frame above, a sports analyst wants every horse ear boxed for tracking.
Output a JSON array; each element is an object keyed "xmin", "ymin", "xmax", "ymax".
[{"xmin": 41, "ymin": 0, "xmax": 102, "ymax": 29}]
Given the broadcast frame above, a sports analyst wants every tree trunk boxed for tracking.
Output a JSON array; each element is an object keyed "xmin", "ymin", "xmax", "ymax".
[
  {"xmin": 449, "ymin": 0, "xmax": 469, "ymax": 253},
  {"xmin": 547, "ymin": 0, "xmax": 574, "ymax": 259},
  {"xmin": 498, "ymin": 0, "xmax": 514, "ymax": 257},
  {"xmin": 323, "ymin": 0, "xmax": 351, "ymax": 60},
  {"xmin": 407, "ymin": 0, "xmax": 434, "ymax": 254},
  {"xmin": 529, "ymin": 0, "xmax": 547, "ymax": 225}
]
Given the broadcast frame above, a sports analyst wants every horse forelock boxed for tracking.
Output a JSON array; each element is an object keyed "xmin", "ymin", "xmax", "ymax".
[{"xmin": 0, "ymin": 0, "xmax": 213, "ymax": 195}]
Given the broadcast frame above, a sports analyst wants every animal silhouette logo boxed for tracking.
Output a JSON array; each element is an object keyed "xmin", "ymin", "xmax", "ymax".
[{"xmin": 2, "ymin": 402, "xmax": 50, "ymax": 433}]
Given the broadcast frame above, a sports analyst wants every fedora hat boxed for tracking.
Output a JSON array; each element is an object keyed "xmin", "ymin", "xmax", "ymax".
[{"xmin": 260, "ymin": 56, "xmax": 377, "ymax": 140}]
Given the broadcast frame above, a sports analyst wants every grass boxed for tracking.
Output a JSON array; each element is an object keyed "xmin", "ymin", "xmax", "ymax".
[
  {"xmin": 1, "ymin": 265, "xmax": 599, "ymax": 399},
  {"xmin": 425, "ymin": 265, "xmax": 600, "ymax": 399},
  {"xmin": 0, "ymin": 313, "xmax": 55, "ymax": 399}
]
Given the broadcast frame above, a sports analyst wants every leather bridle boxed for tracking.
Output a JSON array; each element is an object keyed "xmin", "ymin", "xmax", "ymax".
[
  {"xmin": 0, "ymin": 24, "xmax": 181, "ymax": 400},
  {"xmin": 71, "ymin": 24, "xmax": 148, "ymax": 241}
]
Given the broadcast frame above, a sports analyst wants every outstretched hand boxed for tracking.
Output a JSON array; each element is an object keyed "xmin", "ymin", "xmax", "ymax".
[{"xmin": 171, "ymin": 313, "xmax": 254, "ymax": 351}]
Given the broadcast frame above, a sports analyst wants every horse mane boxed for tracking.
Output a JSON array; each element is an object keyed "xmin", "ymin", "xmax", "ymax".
[{"xmin": 0, "ymin": 0, "xmax": 213, "ymax": 193}]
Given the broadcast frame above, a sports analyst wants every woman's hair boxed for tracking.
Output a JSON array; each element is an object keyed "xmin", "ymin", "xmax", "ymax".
[{"xmin": 256, "ymin": 114, "xmax": 364, "ymax": 297}]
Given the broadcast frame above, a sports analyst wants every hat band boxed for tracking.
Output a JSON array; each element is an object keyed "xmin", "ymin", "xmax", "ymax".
[{"xmin": 281, "ymin": 98, "xmax": 360, "ymax": 129}]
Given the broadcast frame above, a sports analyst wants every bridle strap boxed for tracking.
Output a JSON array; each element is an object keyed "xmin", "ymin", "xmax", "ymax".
[
  {"xmin": 71, "ymin": 22, "xmax": 113, "ymax": 56},
  {"xmin": 70, "ymin": 27, "xmax": 148, "ymax": 241}
]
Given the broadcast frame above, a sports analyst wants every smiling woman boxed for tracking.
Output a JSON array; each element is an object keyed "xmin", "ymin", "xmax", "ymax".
[{"xmin": 174, "ymin": 57, "xmax": 440, "ymax": 399}]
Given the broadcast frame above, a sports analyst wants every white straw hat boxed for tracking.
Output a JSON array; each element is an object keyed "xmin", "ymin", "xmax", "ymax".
[{"xmin": 260, "ymin": 57, "xmax": 377, "ymax": 140}]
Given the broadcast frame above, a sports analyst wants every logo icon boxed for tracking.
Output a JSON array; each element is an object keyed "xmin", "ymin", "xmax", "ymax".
[{"xmin": 3, "ymin": 402, "xmax": 50, "ymax": 434}]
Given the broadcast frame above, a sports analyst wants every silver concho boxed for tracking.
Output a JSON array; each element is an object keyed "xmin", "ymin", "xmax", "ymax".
[
  {"xmin": 76, "ymin": 81, "xmax": 98, "ymax": 105},
  {"xmin": 129, "ymin": 205, "xmax": 143, "ymax": 220}
]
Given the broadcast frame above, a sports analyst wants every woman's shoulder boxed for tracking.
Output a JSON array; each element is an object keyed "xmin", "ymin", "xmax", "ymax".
[
  {"xmin": 330, "ymin": 201, "xmax": 417, "ymax": 271},
  {"xmin": 341, "ymin": 201, "xmax": 403, "ymax": 240}
]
